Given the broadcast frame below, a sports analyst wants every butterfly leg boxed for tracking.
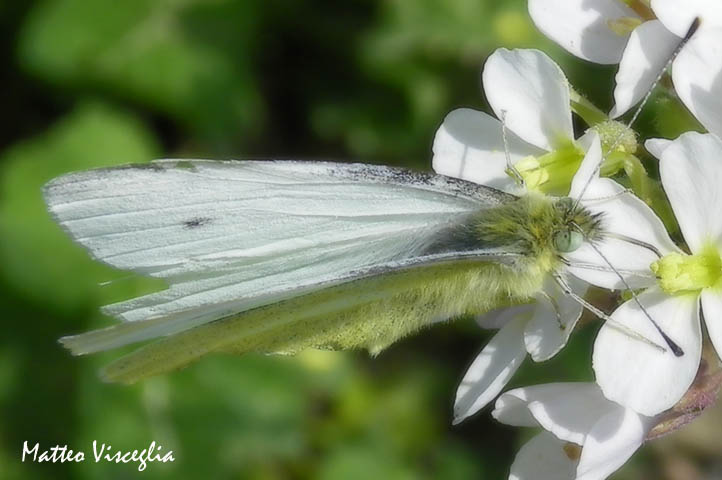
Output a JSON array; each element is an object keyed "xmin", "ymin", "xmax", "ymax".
[{"xmin": 537, "ymin": 290, "xmax": 564, "ymax": 330}]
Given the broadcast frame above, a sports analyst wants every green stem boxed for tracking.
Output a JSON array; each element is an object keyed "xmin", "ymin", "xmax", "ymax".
[
  {"xmin": 619, "ymin": 153, "xmax": 679, "ymax": 233},
  {"xmin": 569, "ymin": 88, "xmax": 608, "ymax": 127}
]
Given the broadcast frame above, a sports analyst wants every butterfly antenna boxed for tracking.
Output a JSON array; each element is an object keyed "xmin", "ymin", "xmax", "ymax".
[
  {"xmin": 558, "ymin": 255, "xmax": 651, "ymax": 277},
  {"xmin": 604, "ymin": 232, "xmax": 663, "ymax": 258},
  {"xmin": 582, "ymin": 235, "xmax": 684, "ymax": 356},
  {"xmin": 500, "ymin": 110, "xmax": 525, "ymax": 187},
  {"xmin": 572, "ymin": 17, "xmax": 701, "ymax": 208},
  {"xmin": 552, "ymin": 273, "xmax": 666, "ymax": 353}
]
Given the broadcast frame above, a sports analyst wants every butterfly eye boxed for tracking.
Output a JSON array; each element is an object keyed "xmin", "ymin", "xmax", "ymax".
[{"xmin": 554, "ymin": 230, "xmax": 583, "ymax": 253}]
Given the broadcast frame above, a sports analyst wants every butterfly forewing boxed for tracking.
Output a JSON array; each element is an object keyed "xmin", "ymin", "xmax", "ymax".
[{"xmin": 45, "ymin": 160, "xmax": 515, "ymax": 354}]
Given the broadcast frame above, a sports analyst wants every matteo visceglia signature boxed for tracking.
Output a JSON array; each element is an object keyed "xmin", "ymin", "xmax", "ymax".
[{"xmin": 22, "ymin": 440, "xmax": 175, "ymax": 471}]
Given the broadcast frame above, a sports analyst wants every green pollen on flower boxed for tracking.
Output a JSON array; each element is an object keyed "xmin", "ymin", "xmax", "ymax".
[
  {"xmin": 592, "ymin": 120, "xmax": 638, "ymax": 155},
  {"xmin": 512, "ymin": 142, "xmax": 585, "ymax": 196},
  {"xmin": 651, "ymin": 245, "xmax": 722, "ymax": 295}
]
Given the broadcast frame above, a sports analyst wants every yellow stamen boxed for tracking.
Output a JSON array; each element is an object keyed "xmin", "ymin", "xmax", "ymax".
[{"xmin": 514, "ymin": 143, "xmax": 585, "ymax": 196}]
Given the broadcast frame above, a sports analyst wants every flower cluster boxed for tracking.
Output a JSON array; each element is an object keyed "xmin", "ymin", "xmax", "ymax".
[{"xmin": 437, "ymin": 2, "xmax": 722, "ymax": 478}]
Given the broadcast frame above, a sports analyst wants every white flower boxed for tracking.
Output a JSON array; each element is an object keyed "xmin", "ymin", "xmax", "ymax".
[
  {"xmin": 593, "ymin": 132, "xmax": 722, "ymax": 416},
  {"xmin": 432, "ymin": 48, "xmax": 571, "ymax": 194},
  {"xmin": 528, "ymin": 0, "xmax": 722, "ymax": 118},
  {"xmin": 454, "ymin": 277, "xmax": 584, "ymax": 424},
  {"xmin": 493, "ymin": 382, "xmax": 654, "ymax": 480},
  {"xmin": 432, "ymin": 48, "xmax": 674, "ymax": 423}
]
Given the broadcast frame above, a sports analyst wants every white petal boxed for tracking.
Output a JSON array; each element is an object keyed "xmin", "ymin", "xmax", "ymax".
[
  {"xmin": 483, "ymin": 48, "xmax": 573, "ymax": 151},
  {"xmin": 477, "ymin": 304, "xmax": 535, "ymax": 330},
  {"xmin": 432, "ymin": 108, "xmax": 541, "ymax": 192},
  {"xmin": 576, "ymin": 408, "xmax": 650, "ymax": 480},
  {"xmin": 569, "ymin": 132, "xmax": 603, "ymax": 200},
  {"xmin": 524, "ymin": 277, "xmax": 584, "ymax": 362},
  {"xmin": 528, "ymin": 0, "xmax": 637, "ymax": 64},
  {"xmin": 593, "ymin": 287, "xmax": 702, "ymax": 416},
  {"xmin": 644, "ymin": 137, "xmax": 673, "ymax": 158},
  {"xmin": 652, "ymin": 0, "xmax": 722, "ymax": 38},
  {"xmin": 611, "ymin": 21, "xmax": 680, "ymax": 118},
  {"xmin": 672, "ymin": 28, "xmax": 722, "ymax": 139},
  {"xmin": 701, "ymin": 289, "xmax": 722, "ymax": 361},
  {"xmin": 510, "ymin": 432, "xmax": 578, "ymax": 480},
  {"xmin": 566, "ymin": 179, "xmax": 679, "ymax": 289},
  {"xmin": 492, "ymin": 388, "xmax": 538, "ymax": 427},
  {"xmin": 529, "ymin": 388, "xmax": 614, "ymax": 445},
  {"xmin": 659, "ymin": 132, "xmax": 722, "ymax": 253},
  {"xmin": 494, "ymin": 383, "xmax": 618, "ymax": 444},
  {"xmin": 453, "ymin": 316, "xmax": 527, "ymax": 424}
]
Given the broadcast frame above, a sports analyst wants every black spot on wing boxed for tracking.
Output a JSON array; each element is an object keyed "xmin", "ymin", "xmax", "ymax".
[{"xmin": 183, "ymin": 217, "xmax": 212, "ymax": 229}]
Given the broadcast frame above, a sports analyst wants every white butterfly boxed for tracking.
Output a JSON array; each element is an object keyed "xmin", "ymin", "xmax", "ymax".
[{"xmin": 47, "ymin": 159, "xmax": 559, "ymax": 383}]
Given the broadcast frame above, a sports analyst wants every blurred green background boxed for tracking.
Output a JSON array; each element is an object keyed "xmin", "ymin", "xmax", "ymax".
[{"xmin": 1, "ymin": 0, "xmax": 719, "ymax": 478}]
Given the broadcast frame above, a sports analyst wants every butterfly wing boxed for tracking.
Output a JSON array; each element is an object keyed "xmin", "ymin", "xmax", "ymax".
[
  {"xmin": 44, "ymin": 160, "xmax": 517, "ymax": 357},
  {"xmin": 103, "ymin": 255, "xmax": 524, "ymax": 383}
]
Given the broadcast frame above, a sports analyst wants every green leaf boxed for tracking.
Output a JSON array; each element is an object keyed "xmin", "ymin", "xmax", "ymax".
[{"xmin": 18, "ymin": 0, "xmax": 263, "ymax": 150}]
